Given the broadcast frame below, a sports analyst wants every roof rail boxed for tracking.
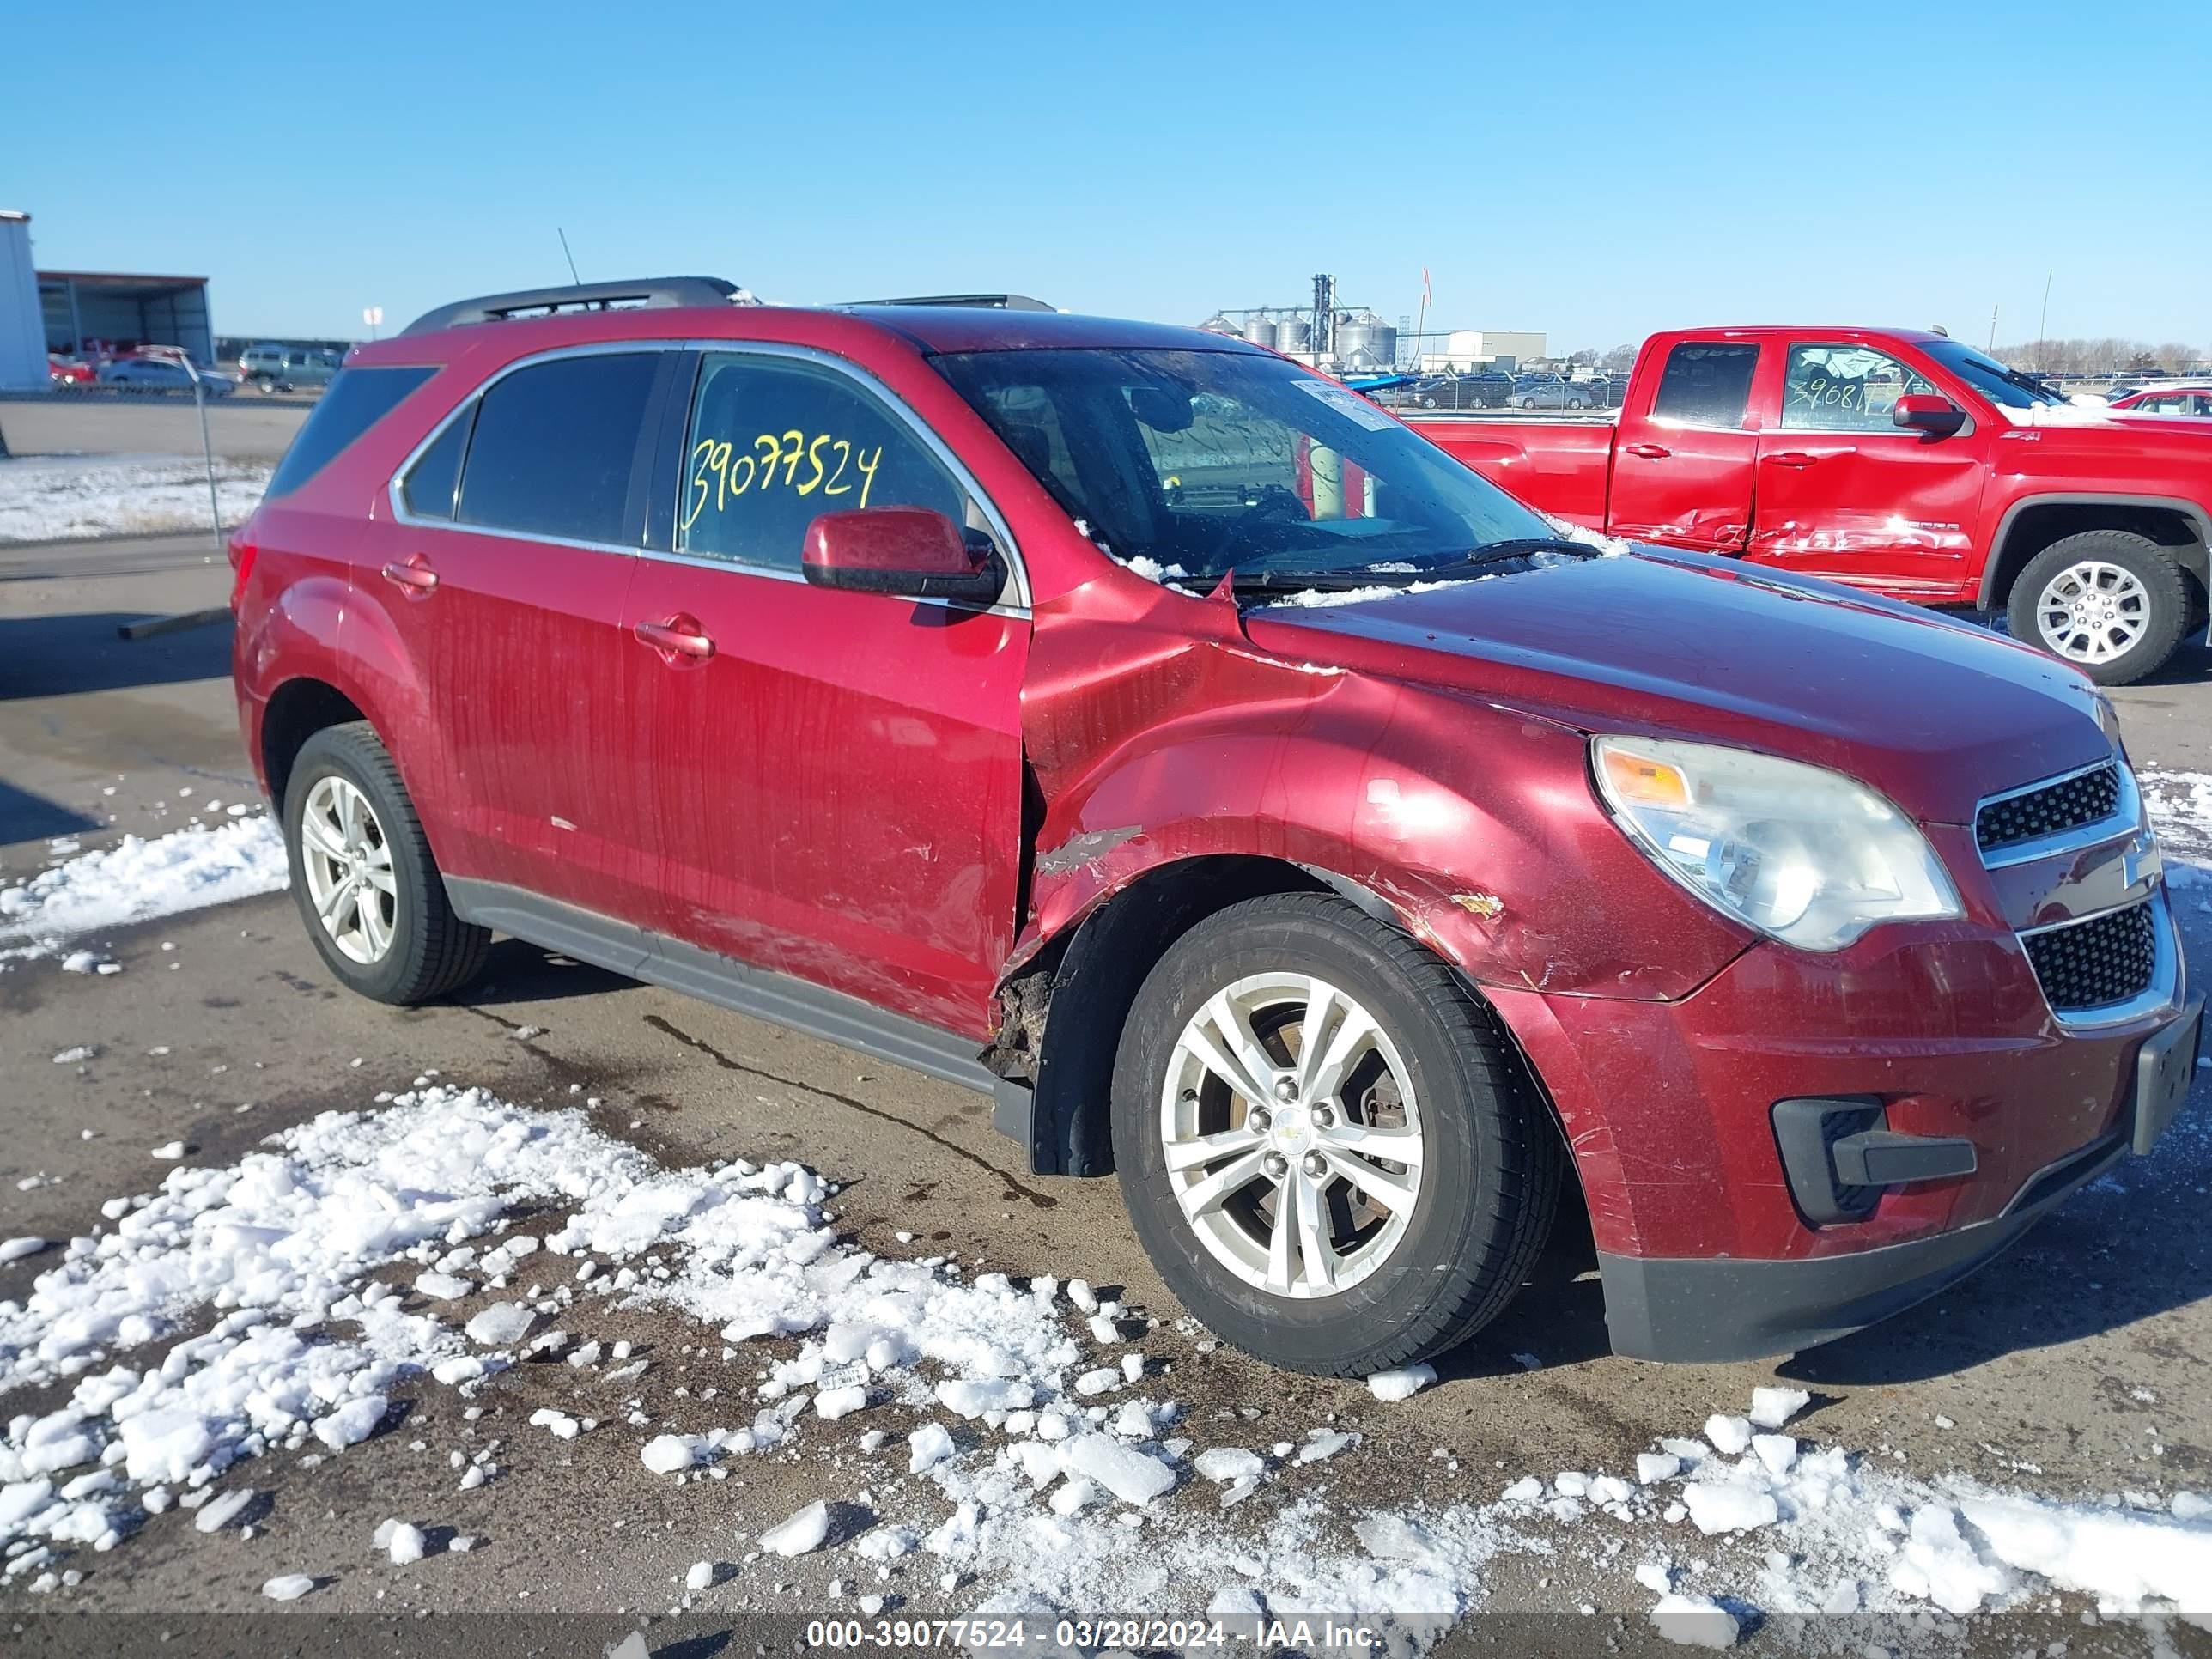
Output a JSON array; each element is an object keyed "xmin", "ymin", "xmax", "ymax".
[
  {"xmin": 400, "ymin": 276, "xmax": 746, "ymax": 336},
  {"xmin": 847, "ymin": 293, "xmax": 1056, "ymax": 313}
]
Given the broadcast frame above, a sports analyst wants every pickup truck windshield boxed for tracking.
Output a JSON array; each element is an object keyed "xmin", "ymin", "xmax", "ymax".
[
  {"xmin": 1919, "ymin": 339, "xmax": 2067, "ymax": 409},
  {"xmin": 933, "ymin": 347, "xmax": 1561, "ymax": 585}
]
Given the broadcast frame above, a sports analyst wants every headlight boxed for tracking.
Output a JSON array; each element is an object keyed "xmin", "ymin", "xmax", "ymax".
[{"xmin": 1592, "ymin": 736, "xmax": 1961, "ymax": 951}]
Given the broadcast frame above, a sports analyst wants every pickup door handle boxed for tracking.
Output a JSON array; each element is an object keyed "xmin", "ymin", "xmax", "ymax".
[
  {"xmin": 380, "ymin": 555, "xmax": 438, "ymax": 595},
  {"xmin": 1624, "ymin": 442, "xmax": 1670, "ymax": 459},
  {"xmin": 1765, "ymin": 451, "xmax": 1820, "ymax": 468},
  {"xmin": 634, "ymin": 614, "xmax": 716, "ymax": 662}
]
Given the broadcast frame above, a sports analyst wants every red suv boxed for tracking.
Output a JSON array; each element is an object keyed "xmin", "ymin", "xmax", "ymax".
[{"xmin": 231, "ymin": 278, "xmax": 2202, "ymax": 1375}]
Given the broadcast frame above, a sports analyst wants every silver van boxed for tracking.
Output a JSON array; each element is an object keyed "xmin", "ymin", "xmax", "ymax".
[{"xmin": 237, "ymin": 344, "xmax": 343, "ymax": 393}]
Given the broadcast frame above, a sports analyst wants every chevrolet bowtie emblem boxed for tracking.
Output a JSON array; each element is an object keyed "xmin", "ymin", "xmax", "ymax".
[{"xmin": 2121, "ymin": 837, "xmax": 2160, "ymax": 890}]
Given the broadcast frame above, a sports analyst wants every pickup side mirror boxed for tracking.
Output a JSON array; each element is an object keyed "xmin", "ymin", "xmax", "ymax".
[
  {"xmin": 801, "ymin": 507, "xmax": 1000, "ymax": 605},
  {"xmin": 1893, "ymin": 393, "xmax": 1967, "ymax": 436}
]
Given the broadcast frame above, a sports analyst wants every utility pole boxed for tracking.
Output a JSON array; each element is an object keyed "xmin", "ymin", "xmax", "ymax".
[
  {"xmin": 2036, "ymin": 270, "xmax": 2053, "ymax": 368},
  {"xmin": 1987, "ymin": 305, "xmax": 1998, "ymax": 353}
]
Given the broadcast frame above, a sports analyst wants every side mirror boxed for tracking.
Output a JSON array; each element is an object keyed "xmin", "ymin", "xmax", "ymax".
[
  {"xmin": 800, "ymin": 507, "xmax": 1000, "ymax": 605},
  {"xmin": 1893, "ymin": 394, "xmax": 1967, "ymax": 436}
]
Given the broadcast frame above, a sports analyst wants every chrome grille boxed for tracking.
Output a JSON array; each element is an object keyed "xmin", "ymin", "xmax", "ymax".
[
  {"xmin": 1976, "ymin": 762, "xmax": 2121, "ymax": 854},
  {"xmin": 2021, "ymin": 900, "xmax": 2160, "ymax": 1012}
]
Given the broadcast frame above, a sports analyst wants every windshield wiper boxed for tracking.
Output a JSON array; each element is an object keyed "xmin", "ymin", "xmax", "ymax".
[
  {"xmin": 1399, "ymin": 538, "xmax": 1595, "ymax": 574},
  {"xmin": 1223, "ymin": 568, "xmax": 1407, "ymax": 595}
]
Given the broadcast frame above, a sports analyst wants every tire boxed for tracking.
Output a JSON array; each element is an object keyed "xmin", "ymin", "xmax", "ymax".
[
  {"xmin": 283, "ymin": 721, "xmax": 490, "ymax": 1005},
  {"xmin": 1520, "ymin": 397, "xmax": 1538, "ymax": 409},
  {"xmin": 1110, "ymin": 893, "xmax": 1561, "ymax": 1376},
  {"xmin": 2005, "ymin": 530, "xmax": 2191, "ymax": 686}
]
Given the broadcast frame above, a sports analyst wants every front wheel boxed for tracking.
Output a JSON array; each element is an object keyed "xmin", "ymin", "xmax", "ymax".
[
  {"xmin": 284, "ymin": 721, "xmax": 490, "ymax": 1004},
  {"xmin": 1111, "ymin": 894, "xmax": 1560, "ymax": 1376},
  {"xmin": 2007, "ymin": 531, "xmax": 2191, "ymax": 685}
]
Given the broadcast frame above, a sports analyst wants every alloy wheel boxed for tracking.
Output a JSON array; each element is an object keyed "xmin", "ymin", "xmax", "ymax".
[
  {"xmin": 1158, "ymin": 972, "xmax": 1425, "ymax": 1299},
  {"xmin": 298, "ymin": 775, "xmax": 398, "ymax": 964},
  {"xmin": 2035, "ymin": 560, "xmax": 2151, "ymax": 665}
]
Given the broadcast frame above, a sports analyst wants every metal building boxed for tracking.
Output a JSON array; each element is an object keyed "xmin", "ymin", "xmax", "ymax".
[
  {"xmin": 0, "ymin": 211, "xmax": 45, "ymax": 390},
  {"xmin": 42, "ymin": 268, "xmax": 215, "ymax": 364}
]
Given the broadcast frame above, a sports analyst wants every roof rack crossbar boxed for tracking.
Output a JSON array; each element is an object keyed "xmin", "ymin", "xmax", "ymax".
[
  {"xmin": 847, "ymin": 293, "xmax": 1056, "ymax": 312},
  {"xmin": 400, "ymin": 276, "xmax": 743, "ymax": 336}
]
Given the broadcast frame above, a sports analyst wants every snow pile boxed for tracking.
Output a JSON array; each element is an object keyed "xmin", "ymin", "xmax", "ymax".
[
  {"xmin": 0, "ymin": 817, "xmax": 287, "ymax": 959},
  {"xmin": 1542, "ymin": 510, "xmax": 1633, "ymax": 557},
  {"xmin": 1259, "ymin": 577, "xmax": 1480, "ymax": 610},
  {"xmin": 0, "ymin": 453, "xmax": 271, "ymax": 544},
  {"xmin": 2144, "ymin": 769, "xmax": 2212, "ymax": 873}
]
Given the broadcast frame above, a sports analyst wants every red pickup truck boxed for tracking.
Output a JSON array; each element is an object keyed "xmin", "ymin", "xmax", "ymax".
[{"xmin": 1407, "ymin": 327, "xmax": 2212, "ymax": 685}]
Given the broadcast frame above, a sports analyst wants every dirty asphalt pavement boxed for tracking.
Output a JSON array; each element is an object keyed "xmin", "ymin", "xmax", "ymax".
[{"xmin": 4, "ymin": 531, "xmax": 2212, "ymax": 1648}]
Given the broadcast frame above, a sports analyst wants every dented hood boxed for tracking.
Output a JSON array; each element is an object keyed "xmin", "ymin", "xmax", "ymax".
[{"xmin": 1241, "ymin": 550, "xmax": 2112, "ymax": 826}]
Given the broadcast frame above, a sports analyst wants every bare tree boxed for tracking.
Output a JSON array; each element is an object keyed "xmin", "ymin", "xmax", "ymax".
[
  {"xmin": 1566, "ymin": 347, "xmax": 1599, "ymax": 367},
  {"xmin": 1601, "ymin": 343, "xmax": 1638, "ymax": 372}
]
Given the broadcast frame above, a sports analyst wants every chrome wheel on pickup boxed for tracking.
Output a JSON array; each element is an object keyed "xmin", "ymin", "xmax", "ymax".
[
  {"xmin": 1113, "ymin": 893, "xmax": 1560, "ymax": 1376},
  {"xmin": 2033, "ymin": 561, "xmax": 2149, "ymax": 667},
  {"xmin": 299, "ymin": 775, "xmax": 397, "ymax": 964},
  {"xmin": 2008, "ymin": 530, "xmax": 2191, "ymax": 687},
  {"xmin": 1159, "ymin": 972, "xmax": 1424, "ymax": 1299}
]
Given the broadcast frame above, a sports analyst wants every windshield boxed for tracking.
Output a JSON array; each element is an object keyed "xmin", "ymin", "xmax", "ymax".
[
  {"xmin": 1919, "ymin": 338, "xmax": 2066, "ymax": 409},
  {"xmin": 930, "ymin": 347, "xmax": 1559, "ymax": 586}
]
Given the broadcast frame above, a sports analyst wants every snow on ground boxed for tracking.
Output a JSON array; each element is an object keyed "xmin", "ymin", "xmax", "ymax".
[
  {"xmin": 0, "ymin": 814, "xmax": 287, "ymax": 968},
  {"xmin": 6, "ymin": 1082, "xmax": 2212, "ymax": 1638},
  {"xmin": 0, "ymin": 453, "xmax": 271, "ymax": 544}
]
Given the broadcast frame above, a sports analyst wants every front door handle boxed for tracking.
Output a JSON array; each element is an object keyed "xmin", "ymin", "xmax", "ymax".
[
  {"xmin": 1624, "ymin": 442, "xmax": 1670, "ymax": 459},
  {"xmin": 1765, "ymin": 451, "xmax": 1820, "ymax": 468},
  {"xmin": 634, "ymin": 614, "xmax": 715, "ymax": 662},
  {"xmin": 381, "ymin": 554, "xmax": 438, "ymax": 595}
]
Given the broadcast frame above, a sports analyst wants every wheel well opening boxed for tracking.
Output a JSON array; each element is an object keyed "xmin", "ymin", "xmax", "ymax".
[
  {"xmin": 1990, "ymin": 503, "xmax": 2206, "ymax": 610},
  {"xmin": 261, "ymin": 679, "xmax": 366, "ymax": 808},
  {"xmin": 998, "ymin": 856, "xmax": 1330, "ymax": 1176}
]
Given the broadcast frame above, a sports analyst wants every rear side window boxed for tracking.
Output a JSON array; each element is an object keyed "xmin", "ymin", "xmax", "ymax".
[
  {"xmin": 1650, "ymin": 343, "xmax": 1759, "ymax": 428},
  {"xmin": 264, "ymin": 366, "xmax": 434, "ymax": 498},
  {"xmin": 457, "ymin": 353, "xmax": 660, "ymax": 544},
  {"xmin": 400, "ymin": 410, "xmax": 471, "ymax": 520}
]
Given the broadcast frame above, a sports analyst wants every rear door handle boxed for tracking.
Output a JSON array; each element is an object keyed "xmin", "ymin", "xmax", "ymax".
[
  {"xmin": 634, "ymin": 614, "xmax": 715, "ymax": 662},
  {"xmin": 1765, "ymin": 451, "xmax": 1820, "ymax": 468},
  {"xmin": 1624, "ymin": 442, "xmax": 1670, "ymax": 459},
  {"xmin": 380, "ymin": 554, "xmax": 438, "ymax": 595}
]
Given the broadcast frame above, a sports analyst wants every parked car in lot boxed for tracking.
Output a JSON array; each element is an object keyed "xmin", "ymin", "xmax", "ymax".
[
  {"xmin": 96, "ymin": 356, "xmax": 237, "ymax": 395},
  {"xmin": 239, "ymin": 344, "xmax": 343, "ymax": 393},
  {"xmin": 46, "ymin": 353, "xmax": 95, "ymax": 387},
  {"xmin": 1407, "ymin": 326, "xmax": 2212, "ymax": 684},
  {"xmin": 232, "ymin": 278, "xmax": 2201, "ymax": 1375},
  {"xmin": 1510, "ymin": 375, "xmax": 1594, "ymax": 410},
  {"xmin": 2110, "ymin": 385, "xmax": 2212, "ymax": 417}
]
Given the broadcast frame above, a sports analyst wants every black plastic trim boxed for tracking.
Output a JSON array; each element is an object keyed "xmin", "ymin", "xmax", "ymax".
[
  {"xmin": 1601, "ymin": 1131, "xmax": 2130, "ymax": 1362},
  {"xmin": 402, "ymin": 277, "xmax": 741, "ymax": 336},
  {"xmin": 1829, "ymin": 1128, "xmax": 1978, "ymax": 1188},
  {"xmin": 444, "ymin": 878, "xmax": 997, "ymax": 1096},
  {"xmin": 1771, "ymin": 1096, "xmax": 1885, "ymax": 1224}
]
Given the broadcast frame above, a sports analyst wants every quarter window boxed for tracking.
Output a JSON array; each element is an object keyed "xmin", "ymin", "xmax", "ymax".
[
  {"xmin": 1782, "ymin": 344, "xmax": 1938, "ymax": 431},
  {"xmin": 264, "ymin": 365, "xmax": 434, "ymax": 498},
  {"xmin": 1650, "ymin": 343, "xmax": 1759, "ymax": 428},
  {"xmin": 455, "ymin": 352, "xmax": 660, "ymax": 544},
  {"xmin": 678, "ymin": 353, "xmax": 968, "ymax": 570}
]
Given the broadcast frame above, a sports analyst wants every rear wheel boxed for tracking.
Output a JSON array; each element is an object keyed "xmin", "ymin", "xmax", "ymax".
[
  {"xmin": 1111, "ymin": 894, "xmax": 1559, "ymax": 1376},
  {"xmin": 2007, "ymin": 530, "xmax": 2191, "ymax": 685},
  {"xmin": 283, "ymin": 722, "xmax": 489, "ymax": 1004}
]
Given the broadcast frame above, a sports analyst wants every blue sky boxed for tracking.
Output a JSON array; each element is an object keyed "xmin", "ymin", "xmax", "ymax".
[{"xmin": 8, "ymin": 2, "xmax": 2206, "ymax": 349}]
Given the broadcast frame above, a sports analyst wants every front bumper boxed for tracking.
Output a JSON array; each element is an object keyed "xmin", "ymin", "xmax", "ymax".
[{"xmin": 1597, "ymin": 1129, "xmax": 2128, "ymax": 1362}]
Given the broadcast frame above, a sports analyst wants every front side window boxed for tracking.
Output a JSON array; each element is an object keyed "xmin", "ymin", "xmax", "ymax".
[
  {"xmin": 264, "ymin": 365, "xmax": 435, "ymax": 498},
  {"xmin": 455, "ymin": 352, "xmax": 659, "ymax": 544},
  {"xmin": 933, "ymin": 347, "xmax": 1560, "ymax": 587},
  {"xmin": 1649, "ymin": 343, "xmax": 1759, "ymax": 428},
  {"xmin": 1781, "ymin": 344, "xmax": 1939, "ymax": 431},
  {"xmin": 678, "ymin": 353, "xmax": 968, "ymax": 570}
]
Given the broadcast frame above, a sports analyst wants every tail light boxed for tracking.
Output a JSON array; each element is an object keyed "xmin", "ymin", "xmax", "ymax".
[{"xmin": 228, "ymin": 530, "xmax": 258, "ymax": 611}]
